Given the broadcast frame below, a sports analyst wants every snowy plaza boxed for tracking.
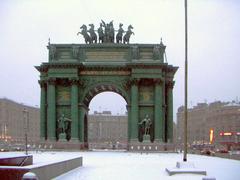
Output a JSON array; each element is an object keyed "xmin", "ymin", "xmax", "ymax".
[
  {"xmin": 55, "ymin": 151, "xmax": 240, "ymax": 180},
  {"xmin": 2, "ymin": 151, "xmax": 239, "ymax": 180}
]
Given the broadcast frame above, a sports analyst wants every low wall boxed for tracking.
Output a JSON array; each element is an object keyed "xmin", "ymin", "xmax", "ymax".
[
  {"xmin": 0, "ymin": 156, "xmax": 82, "ymax": 180},
  {"xmin": 0, "ymin": 155, "xmax": 33, "ymax": 166}
]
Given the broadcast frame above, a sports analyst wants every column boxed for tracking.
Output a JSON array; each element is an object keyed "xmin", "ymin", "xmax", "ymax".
[
  {"xmin": 126, "ymin": 105, "xmax": 131, "ymax": 141},
  {"xmin": 39, "ymin": 80, "xmax": 47, "ymax": 140},
  {"xmin": 154, "ymin": 79, "xmax": 163, "ymax": 142},
  {"xmin": 162, "ymin": 80, "xmax": 166, "ymax": 142},
  {"xmin": 130, "ymin": 79, "xmax": 139, "ymax": 141},
  {"xmin": 47, "ymin": 78, "xmax": 56, "ymax": 140},
  {"xmin": 167, "ymin": 81, "xmax": 174, "ymax": 142},
  {"xmin": 79, "ymin": 105, "xmax": 85, "ymax": 142},
  {"xmin": 70, "ymin": 79, "xmax": 79, "ymax": 140}
]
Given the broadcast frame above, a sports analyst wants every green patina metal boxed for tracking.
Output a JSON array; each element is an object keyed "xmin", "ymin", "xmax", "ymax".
[{"xmin": 36, "ymin": 42, "xmax": 178, "ymax": 148}]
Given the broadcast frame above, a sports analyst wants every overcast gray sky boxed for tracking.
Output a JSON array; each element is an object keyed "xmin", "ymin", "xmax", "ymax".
[{"xmin": 0, "ymin": 0, "xmax": 239, "ymax": 118}]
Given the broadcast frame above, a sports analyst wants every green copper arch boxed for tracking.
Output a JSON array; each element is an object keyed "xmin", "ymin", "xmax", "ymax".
[
  {"xmin": 36, "ymin": 43, "xmax": 178, "ymax": 149},
  {"xmin": 81, "ymin": 81, "xmax": 130, "ymax": 107}
]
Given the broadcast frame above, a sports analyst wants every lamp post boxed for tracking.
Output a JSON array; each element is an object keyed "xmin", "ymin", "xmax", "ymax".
[
  {"xmin": 183, "ymin": 0, "xmax": 188, "ymax": 162},
  {"xmin": 23, "ymin": 108, "xmax": 29, "ymax": 155}
]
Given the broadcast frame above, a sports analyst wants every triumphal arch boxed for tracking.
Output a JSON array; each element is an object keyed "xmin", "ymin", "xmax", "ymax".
[{"xmin": 36, "ymin": 21, "xmax": 178, "ymax": 150}]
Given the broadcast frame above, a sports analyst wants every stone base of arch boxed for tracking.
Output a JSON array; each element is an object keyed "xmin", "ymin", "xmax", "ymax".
[
  {"xmin": 38, "ymin": 140, "xmax": 87, "ymax": 150},
  {"xmin": 128, "ymin": 142, "xmax": 175, "ymax": 152}
]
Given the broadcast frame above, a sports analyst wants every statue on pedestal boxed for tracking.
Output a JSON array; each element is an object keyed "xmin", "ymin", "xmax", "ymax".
[
  {"xmin": 77, "ymin": 21, "xmax": 135, "ymax": 44},
  {"xmin": 116, "ymin": 23, "xmax": 124, "ymax": 43},
  {"xmin": 56, "ymin": 114, "xmax": 72, "ymax": 141},
  {"xmin": 139, "ymin": 114, "xmax": 152, "ymax": 142},
  {"xmin": 97, "ymin": 23, "xmax": 104, "ymax": 43}
]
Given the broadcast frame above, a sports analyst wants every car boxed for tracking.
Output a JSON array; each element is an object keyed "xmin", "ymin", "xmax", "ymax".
[
  {"xmin": 218, "ymin": 149, "xmax": 229, "ymax": 153},
  {"xmin": 0, "ymin": 148, "xmax": 9, "ymax": 152},
  {"xmin": 200, "ymin": 149, "xmax": 215, "ymax": 156}
]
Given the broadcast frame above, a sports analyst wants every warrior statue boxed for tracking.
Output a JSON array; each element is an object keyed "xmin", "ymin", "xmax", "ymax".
[
  {"xmin": 139, "ymin": 114, "xmax": 152, "ymax": 135},
  {"xmin": 123, "ymin": 25, "xmax": 134, "ymax": 44},
  {"xmin": 88, "ymin": 24, "xmax": 97, "ymax": 43},
  {"xmin": 116, "ymin": 23, "xmax": 124, "ymax": 43},
  {"xmin": 109, "ymin": 21, "xmax": 115, "ymax": 43},
  {"xmin": 101, "ymin": 20, "xmax": 115, "ymax": 43},
  {"xmin": 97, "ymin": 23, "xmax": 104, "ymax": 43},
  {"xmin": 77, "ymin": 24, "xmax": 92, "ymax": 44},
  {"xmin": 56, "ymin": 114, "xmax": 72, "ymax": 141},
  {"xmin": 64, "ymin": 116, "xmax": 72, "ymax": 141}
]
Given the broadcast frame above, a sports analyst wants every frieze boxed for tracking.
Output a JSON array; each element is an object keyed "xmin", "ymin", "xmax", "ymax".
[
  {"xmin": 85, "ymin": 51, "xmax": 127, "ymax": 61},
  {"xmin": 80, "ymin": 70, "xmax": 130, "ymax": 75}
]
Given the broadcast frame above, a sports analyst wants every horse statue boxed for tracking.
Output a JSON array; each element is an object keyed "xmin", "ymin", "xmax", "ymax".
[
  {"xmin": 116, "ymin": 23, "xmax": 124, "ymax": 43},
  {"xmin": 88, "ymin": 24, "xmax": 97, "ymax": 43},
  {"xmin": 77, "ymin": 24, "xmax": 92, "ymax": 44},
  {"xmin": 123, "ymin": 25, "xmax": 134, "ymax": 44},
  {"xmin": 97, "ymin": 23, "xmax": 104, "ymax": 43}
]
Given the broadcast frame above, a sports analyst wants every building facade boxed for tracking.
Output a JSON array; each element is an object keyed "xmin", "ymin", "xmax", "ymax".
[
  {"xmin": 88, "ymin": 111, "xmax": 128, "ymax": 149},
  {"xmin": 176, "ymin": 101, "xmax": 240, "ymax": 150},
  {"xmin": 0, "ymin": 98, "xmax": 40, "ymax": 147}
]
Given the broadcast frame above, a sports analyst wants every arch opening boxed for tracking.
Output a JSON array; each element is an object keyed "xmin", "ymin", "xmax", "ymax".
[{"xmin": 87, "ymin": 91, "xmax": 128, "ymax": 150}]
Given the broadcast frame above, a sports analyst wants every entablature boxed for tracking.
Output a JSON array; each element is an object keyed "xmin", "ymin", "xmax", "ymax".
[{"xmin": 47, "ymin": 43, "xmax": 166, "ymax": 63}]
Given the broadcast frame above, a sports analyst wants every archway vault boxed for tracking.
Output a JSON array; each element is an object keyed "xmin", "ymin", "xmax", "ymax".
[
  {"xmin": 83, "ymin": 82, "xmax": 129, "ymax": 107},
  {"xmin": 36, "ymin": 43, "xmax": 178, "ymax": 150}
]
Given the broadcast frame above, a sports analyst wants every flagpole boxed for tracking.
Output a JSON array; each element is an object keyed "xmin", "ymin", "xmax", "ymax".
[{"xmin": 183, "ymin": 0, "xmax": 188, "ymax": 162}]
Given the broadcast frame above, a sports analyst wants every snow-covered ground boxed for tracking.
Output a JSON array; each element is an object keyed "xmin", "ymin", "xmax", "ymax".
[
  {"xmin": 55, "ymin": 151, "xmax": 240, "ymax": 180},
  {"xmin": 1, "ymin": 151, "xmax": 240, "ymax": 180}
]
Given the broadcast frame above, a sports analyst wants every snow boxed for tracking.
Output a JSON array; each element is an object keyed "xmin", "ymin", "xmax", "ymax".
[
  {"xmin": 55, "ymin": 151, "xmax": 240, "ymax": 180},
  {"xmin": 1, "ymin": 151, "xmax": 240, "ymax": 180}
]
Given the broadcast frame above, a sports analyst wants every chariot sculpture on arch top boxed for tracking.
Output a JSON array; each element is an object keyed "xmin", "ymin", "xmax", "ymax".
[{"xmin": 77, "ymin": 20, "xmax": 134, "ymax": 44}]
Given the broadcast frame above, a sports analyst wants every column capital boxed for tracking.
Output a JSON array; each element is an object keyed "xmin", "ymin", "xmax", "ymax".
[
  {"xmin": 166, "ymin": 81, "xmax": 175, "ymax": 89},
  {"xmin": 129, "ymin": 78, "xmax": 140, "ymax": 86},
  {"xmin": 38, "ymin": 80, "xmax": 47, "ymax": 88},
  {"xmin": 69, "ymin": 78, "xmax": 80, "ymax": 86},
  {"xmin": 47, "ymin": 78, "xmax": 57, "ymax": 85},
  {"xmin": 153, "ymin": 78, "xmax": 163, "ymax": 85}
]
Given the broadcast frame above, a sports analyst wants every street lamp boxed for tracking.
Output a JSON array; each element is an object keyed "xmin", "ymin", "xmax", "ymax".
[{"xmin": 23, "ymin": 108, "xmax": 29, "ymax": 155}]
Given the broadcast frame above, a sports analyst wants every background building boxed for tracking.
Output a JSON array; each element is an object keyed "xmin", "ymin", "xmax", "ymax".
[
  {"xmin": 176, "ymin": 101, "xmax": 240, "ymax": 150},
  {"xmin": 0, "ymin": 98, "xmax": 128, "ymax": 150},
  {"xmin": 88, "ymin": 111, "xmax": 128, "ymax": 149},
  {"xmin": 0, "ymin": 98, "xmax": 40, "ymax": 149}
]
